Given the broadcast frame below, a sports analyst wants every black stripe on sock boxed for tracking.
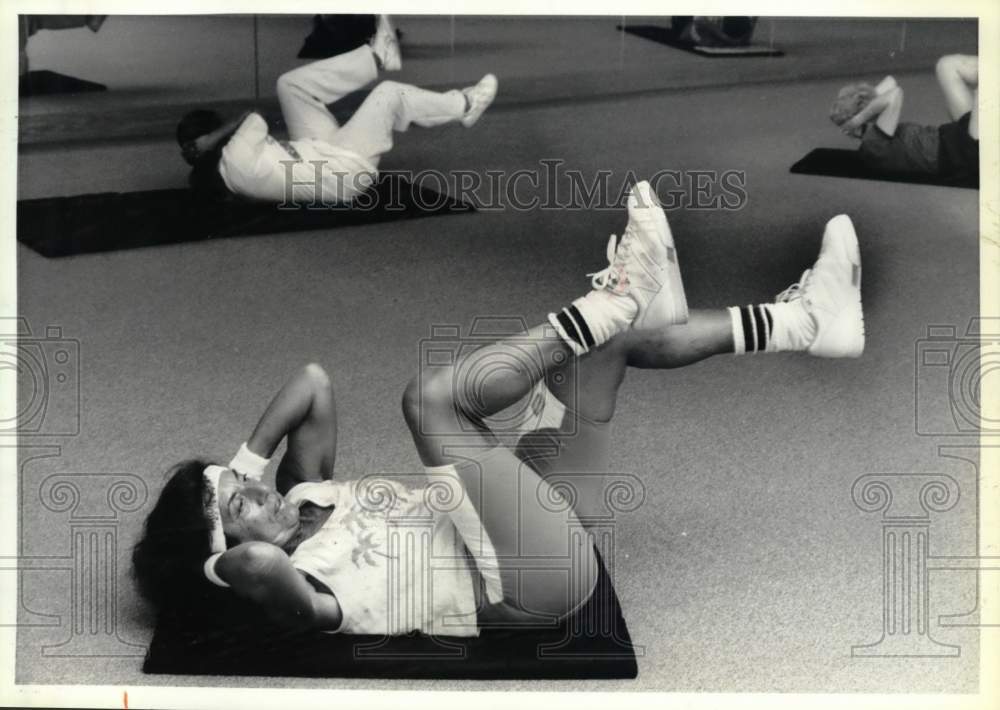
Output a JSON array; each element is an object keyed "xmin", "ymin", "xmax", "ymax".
[
  {"xmin": 567, "ymin": 304, "xmax": 596, "ymax": 349},
  {"xmin": 753, "ymin": 305, "xmax": 769, "ymax": 352},
  {"xmin": 762, "ymin": 306, "xmax": 773, "ymax": 349},
  {"xmin": 557, "ymin": 309, "xmax": 586, "ymax": 350},
  {"xmin": 740, "ymin": 306, "xmax": 756, "ymax": 353}
]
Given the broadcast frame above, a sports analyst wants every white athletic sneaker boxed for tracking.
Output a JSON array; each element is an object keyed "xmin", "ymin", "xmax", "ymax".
[
  {"xmin": 588, "ymin": 181, "xmax": 689, "ymax": 330},
  {"xmin": 460, "ymin": 74, "xmax": 498, "ymax": 128},
  {"xmin": 773, "ymin": 214, "xmax": 865, "ymax": 358},
  {"xmin": 371, "ymin": 16, "xmax": 401, "ymax": 71}
]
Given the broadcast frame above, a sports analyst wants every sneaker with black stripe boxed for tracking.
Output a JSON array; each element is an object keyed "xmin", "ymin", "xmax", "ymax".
[
  {"xmin": 774, "ymin": 214, "xmax": 865, "ymax": 358},
  {"xmin": 588, "ymin": 180, "xmax": 689, "ymax": 331}
]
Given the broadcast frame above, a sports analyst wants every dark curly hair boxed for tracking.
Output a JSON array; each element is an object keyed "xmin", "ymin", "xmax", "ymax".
[
  {"xmin": 133, "ymin": 461, "xmax": 286, "ymax": 633},
  {"xmin": 176, "ymin": 109, "xmax": 230, "ymax": 198},
  {"xmin": 131, "ymin": 459, "xmax": 221, "ymax": 609},
  {"xmin": 176, "ymin": 109, "xmax": 223, "ymax": 147}
]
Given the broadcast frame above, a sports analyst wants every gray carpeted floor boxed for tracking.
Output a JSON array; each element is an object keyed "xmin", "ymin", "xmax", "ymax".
[{"xmin": 14, "ymin": 18, "xmax": 981, "ymax": 693}]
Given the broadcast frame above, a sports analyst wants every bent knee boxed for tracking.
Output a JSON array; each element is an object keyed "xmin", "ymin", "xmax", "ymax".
[
  {"xmin": 369, "ymin": 80, "xmax": 404, "ymax": 104},
  {"xmin": 936, "ymin": 54, "xmax": 961, "ymax": 77},
  {"xmin": 372, "ymin": 79, "xmax": 402, "ymax": 94},
  {"xmin": 402, "ymin": 371, "xmax": 455, "ymax": 430},
  {"xmin": 275, "ymin": 71, "xmax": 301, "ymax": 99},
  {"xmin": 401, "ymin": 377, "xmax": 422, "ymax": 429}
]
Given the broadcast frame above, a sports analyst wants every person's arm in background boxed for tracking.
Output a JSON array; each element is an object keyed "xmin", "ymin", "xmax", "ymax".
[
  {"xmin": 874, "ymin": 75, "xmax": 898, "ymax": 95},
  {"xmin": 843, "ymin": 85, "xmax": 904, "ymax": 137},
  {"xmin": 180, "ymin": 110, "xmax": 253, "ymax": 164}
]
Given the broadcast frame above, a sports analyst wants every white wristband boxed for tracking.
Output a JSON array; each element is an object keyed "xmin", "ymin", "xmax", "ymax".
[
  {"xmin": 228, "ymin": 442, "xmax": 270, "ymax": 479},
  {"xmin": 203, "ymin": 552, "xmax": 231, "ymax": 588}
]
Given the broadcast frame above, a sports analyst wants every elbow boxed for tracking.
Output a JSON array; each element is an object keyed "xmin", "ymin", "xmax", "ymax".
[
  {"xmin": 301, "ymin": 362, "xmax": 330, "ymax": 388},
  {"xmin": 237, "ymin": 541, "xmax": 286, "ymax": 577},
  {"xmin": 269, "ymin": 600, "xmax": 319, "ymax": 631},
  {"xmin": 302, "ymin": 362, "xmax": 331, "ymax": 386},
  {"xmin": 234, "ymin": 543, "xmax": 320, "ymax": 629}
]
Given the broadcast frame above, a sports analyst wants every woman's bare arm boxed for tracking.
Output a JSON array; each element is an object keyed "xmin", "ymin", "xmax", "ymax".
[
  {"xmin": 874, "ymin": 75, "xmax": 897, "ymax": 95},
  {"xmin": 844, "ymin": 86, "xmax": 904, "ymax": 137},
  {"xmin": 215, "ymin": 541, "xmax": 343, "ymax": 630},
  {"xmin": 242, "ymin": 364, "xmax": 338, "ymax": 494}
]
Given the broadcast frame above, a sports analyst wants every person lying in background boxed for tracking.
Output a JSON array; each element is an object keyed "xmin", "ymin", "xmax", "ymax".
[
  {"xmin": 176, "ymin": 16, "xmax": 496, "ymax": 205},
  {"xmin": 670, "ymin": 16, "xmax": 759, "ymax": 47},
  {"xmin": 829, "ymin": 54, "xmax": 978, "ymax": 184}
]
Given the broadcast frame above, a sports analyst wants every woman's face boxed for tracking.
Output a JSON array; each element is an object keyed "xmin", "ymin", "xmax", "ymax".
[{"xmin": 216, "ymin": 470, "xmax": 300, "ymax": 547}]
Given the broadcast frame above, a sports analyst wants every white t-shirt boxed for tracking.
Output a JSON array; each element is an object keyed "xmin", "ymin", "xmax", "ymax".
[
  {"xmin": 287, "ymin": 478, "xmax": 481, "ymax": 637},
  {"xmin": 218, "ymin": 113, "xmax": 377, "ymax": 205}
]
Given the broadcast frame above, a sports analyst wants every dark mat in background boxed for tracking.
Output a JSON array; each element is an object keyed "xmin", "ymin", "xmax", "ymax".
[
  {"xmin": 17, "ymin": 174, "xmax": 475, "ymax": 258},
  {"xmin": 143, "ymin": 548, "xmax": 638, "ymax": 680},
  {"xmin": 19, "ymin": 70, "xmax": 107, "ymax": 96},
  {"xmin": 617, "ymin": 25, "xmax": 784, "ymax": 57},
  {"xmin": 790, "ymin": 148, "xmax": 979, "ymax": 189}
]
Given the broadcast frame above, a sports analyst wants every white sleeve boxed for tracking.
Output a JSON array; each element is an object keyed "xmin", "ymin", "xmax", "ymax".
[
  {"xmin": 229, "ymin": 112, "xmax": 269, "ymax": 146},
  {"xmin": 219, "ymin": 113, "xmax": 269, "ymax": 178}
]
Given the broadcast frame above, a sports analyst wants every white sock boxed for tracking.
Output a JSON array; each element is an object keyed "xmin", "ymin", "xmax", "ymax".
[
  {"xmin": 423, "ymin": 463, "xmax": 504, "ymax": 605},
  {"xmin": 728, "ymin": 302, "xmax": 816, "ymax": 354},
  {"xmin": 549, "ymin": 289, "xmax": 637, "ymax": 355}
]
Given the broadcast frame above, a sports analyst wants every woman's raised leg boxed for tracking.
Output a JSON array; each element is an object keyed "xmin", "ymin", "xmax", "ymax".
[
  {"xmin": 935, "ymin": 54, "xmax": 978, "ymax": 126},
  {"xmin": 401, "ymin": 181, "xmax": 683, "ymax": 620},
  {"xmin": 329, "ymin": 73, "xmax": 496, "ymax": 167},
  {"xmin": 276, "ymin": 45, "xmax": 380, "ymax": 142}
]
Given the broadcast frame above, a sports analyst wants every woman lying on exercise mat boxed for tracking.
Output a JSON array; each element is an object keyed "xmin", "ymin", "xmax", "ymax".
[
  {"xmin": 830, "ymin": 54, "xmax": 978, "ymax": 184},
  {"xmin": 132, "ymin": 181, "xmax": 865, "ymax": 636},
  {"xmin": 176, "ymin": 15, "xmax": 497, "ymax": 204}
]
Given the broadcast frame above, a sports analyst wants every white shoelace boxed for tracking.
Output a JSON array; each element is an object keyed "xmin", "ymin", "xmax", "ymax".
[
  {"xmin": 588, "ymin": 233, "xmax": 633, "ymax": 290},
  {"xmin": 775, "ymin": 269, "xmax": 811, "ymax": 303}
]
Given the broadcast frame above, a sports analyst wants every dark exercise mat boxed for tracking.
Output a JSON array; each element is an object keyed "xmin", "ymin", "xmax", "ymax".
[
  {"xmin": 17, "ymin": 174, "xmax": 475, "ymax": 258},
  {"xmin": 790, "ymin": 148, "xmax": 979, "ymax": 189},
  {"xmin": 19, "ymin": 70, "xmax": 107, "ymax": 96},
  {"xmin": 142, "ymin": 547, "xmax": 639, "ymax": 680},
  {"xmin": 617, "ymin": 25, "xmax": 784, "ymax": 57}
]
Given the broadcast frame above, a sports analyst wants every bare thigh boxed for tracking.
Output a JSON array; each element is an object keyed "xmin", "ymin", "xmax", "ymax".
[{"xmin": 447, "ymin": 446, "xmax": 599, "ymax": 622}]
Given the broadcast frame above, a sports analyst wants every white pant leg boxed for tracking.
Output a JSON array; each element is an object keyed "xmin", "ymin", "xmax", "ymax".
[
  {"xmin": 327, "ymin": 80, "xmax": 466, "ymax": 166},
  {"xmin": 276, "ymin": 45, "xmax": 379, "ymax": 142}
]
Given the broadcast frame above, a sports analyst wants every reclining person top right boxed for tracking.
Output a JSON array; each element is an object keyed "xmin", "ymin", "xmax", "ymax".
[{"xmin": 830, "ymin": 54, "xmax": 979, "ymax": 184}]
